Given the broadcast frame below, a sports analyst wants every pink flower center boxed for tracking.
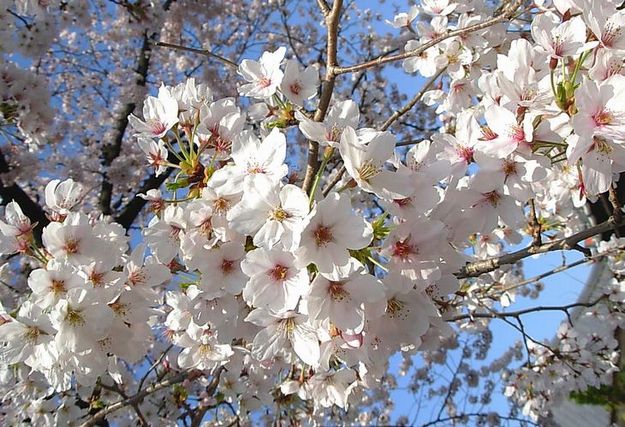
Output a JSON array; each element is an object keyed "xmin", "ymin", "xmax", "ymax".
[
  {"xmin": 313, "ymin": 224, "xmax": 334, "ymax": 247},
  {"xmin": 147, "ymin": 151, "xmax": 165, "ymax": 166},
  {"xmin": 51, "ymin": 279, "xmax": 66, "ymax": 295},
  {"xmin": 199, "ymin": 218, "xmax": 212, "ymax": 236},
  {"xmin": 150, "ymin": 121, "xmax": 167, "ymax": 136},
  {"xmin": 269, "ymin": 264, "xmax": 289, "ymax": 282},
  {"xmin": 214, "ymin": 136, "xmax": 231, "ymax": 153},
  {"xmin": 593, "ymin": 109, "xmax": 613, "ymax": 127},
  {"xmin": 289, "ymin": 82, "xmax": 302, "ymax": 95},
  {"xmin": 128, "ymin": 269, "xmax": 146, "ymax": 286},
  {"xmin": 552, "ymin": 36, "xmax": 564, "ymax": 57},
  {"xmin": 480, "ymin": 126, "xmax": 498, "ymax": 141},
  {"xmin": 169, "ymin": 226, "xmax": 182, "ymax": 239},
  {"xmin": 386, "ymin": 297, "xmax": 408, "ymax": 320},
  {"xmin": 213, "ymin": 197, "xmax": 230, "ymax": 214},
  {"xmin": 328, "ymin": 281, "xmax": 349, "ymax": 301},
  {"xmin": 247, "ymin": 162, "xmax": 266, "ymax": 174},
  {"xmin": 482, "ymin": 190, "xmax": 502, "ymax": 207},
  {"xmin": 326, "ymin": 126, "xmax": 342, "ymax": 142},
  {"xmin": 392, "ymin": 239, "xmax": 416, "ymax": 260},
  {"xmin": 221, "ymin": 259, "xmax": 234, "ymax": 274},
  {"xmin": 259, "ymin": 77, "xmax": 272, "ymax": 88},
  {"xmin": 89, "ymin": 271, "xmax": 105, "ymax": 287},
  {"xmin": 502, "ymin": 159, "xmax": 517, "ymax": 177},
  {"xmin": 602, "ymin": 22, "xmax": 623, "ymax": 48},
  {"xmin": 64, "ymin": 239, "xmax": 79, "ymax": 254},
  {"xmin": 508, "ymin": 125, "xmax": 525, "ymax": 144},
  {"xmin": 456, "ymin": 145, "xmax": 474, "ymax": 163}
]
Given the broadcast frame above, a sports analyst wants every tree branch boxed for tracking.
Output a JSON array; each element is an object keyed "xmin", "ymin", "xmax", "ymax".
[
  {"xmin": 154, "ymin": 41, "xmax": 238, "ymax": 69},
  {"xmin": 190, "ymin": 366, "xmax": 225, "ymax": 427},
  {"xmin": 332, "ymin": 0, "xmax": 523, "ymax": 75},
  {"xmin": 455, "ymin": 215, "xmax": 623, "ymax": 279},
  {"xmin": 449, "ymin": 296, "xmax": 607, "ymax": 322},
  {"xmin": 79, "ymin": 370, "xmax": 193, "ymax": 427},
  {"xmin": 422, "ymin": 412, "xmax": 539, "ymax": 427},
  {"xmin": 301, "ymin": 0, "xmax": 343, "ymax": 194},
  {"xmin": 380, "ymin": 67, "xmax": 445, "ymax": 131},
  {"xmin": 100, "ymin": 0, "xmax": 179, "ymax": 219},
  {"xmin": 114, "ymin": 167, "xmax": 174, "ymax": 229},
  {"xmin": 322, "ymin": 164, "xmax": 345, "ymax": 196},
  {"xmin": 498, "ymin": 244, "xmax": 625, "ymax": 294},
  {"xmin": 99, "ymin": 382, "xmax": 148, "ymax": 427},
  {"xmin": 99, "ymin": 31, "xmax": 152, "ymax": 216}
]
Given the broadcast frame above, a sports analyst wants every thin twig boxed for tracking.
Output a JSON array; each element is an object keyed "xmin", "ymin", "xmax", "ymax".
[
  {"xmin": 396, "ymin": 139, "xmax": 424, "ymax": 147},
  {"xmin": 79, "ymin": 370, "xmax": 193, "ymax": 427},
  {"xmin": 498, "ymin": 244, "xmax": 625, "ymax": 294},
  {"xmin": 421, "ymin": 412, "xmax": 539, "ymax": 427},
  {"xmin": 456, "ymin": 215, "xmax": 624, "ymax": 279},
  {"xmin": 380, "ymin": 67, "xmax": 445, "ymax": 131},
  {"xmin": 190, "ymin": 366, "xmax": 225, "ymax": 427},
  {"xmin": 449, "ymin": 296, "xmax": 607, "ymax": 322},
  {"xmin": 332, "ymin": 0, "xmax": 523, "ymax": 75},
  {"xmin": 322, "ymin": 164, "xmax": 345, "ymax": 196},
  {"xmin": 528, "ymin": 199, "xmax": 542, "ymax": 247},
  {"xmin": 99, "ymin": 382, "xmax": 149, "ymax": 427},
  {"xmin": 435, "ymin": 345, "xmax": 466, "ymax": 421},
  {"xmin": 154, "ymin": 42, "xmax": 238, "ymax": 69},
  {"xmin": 6, "ymin": 9, "xmax": 32, "ymax": 29},
  {"xmin": 137, "ymin": 344, "xmax": 174, "ymax": 392}
]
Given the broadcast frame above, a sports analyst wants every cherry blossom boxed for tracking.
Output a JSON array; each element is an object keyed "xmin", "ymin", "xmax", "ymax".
[
  {"xmin": 280, "ymin": 59, "xmax": 319, "ymax": 106},
  {"xmin": 210, "ymin": 128, "xmax": 288, "ymax": 195},
  {"xmin": 245, "ymin": 308, "xmax": 320, "ymax": 366},
  {"xmin": 0, "ymin": 202, "xmax": 33, "ymax": 254},
  {"xmin": 339, "ymin": 126, "xmax": 410, "ymax": 199},
  {"xmin": 128, "ymin": 84, "xmax": 179, "ymax": 139},
  {"xmin": 228, "ymin": 183, "xmax": 308, "ymax": 250},
  {"xmin": 44, "ymin": 179, "xmax": 84, "ymax": 217},
  {"xmin": 0, "ymin": 301, "xmax": 56, "ymax": 367},
  {"xmin": 297, "ymin": 100, "xmax": 360, "ymax": 148},
  {"xmin": 296, "ymin": 192, "xmax": 373, "ymax": 274},
  {"xmin": 584, "ymin": 2, "xmax": 625, "ymax": 50},
  {"xmin": 241, "ymin": 248, "xmax": 309, "ymax": 311},
  {"xmin": 238, "ymin": 47, "xmax": 286, "ymax": 99},
  {"xmin": 386, "ymin": 5, "xmax": 419, "ymax": 29},
  {"xmin": 176, "ymin": 323, "xmax": 233, "ymax": 370},
  {"xmin": 531, "ymin": 14, "xmax": 595, "ymax": 60},
  {"xmin": 307, "ymin": 260, "xmax": 385, "ymax": 333}
]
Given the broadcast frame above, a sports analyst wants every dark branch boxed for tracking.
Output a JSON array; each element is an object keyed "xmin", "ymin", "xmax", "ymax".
[
  {"xmin": 114, "ymin": 168, "xmax": 173, "ymax": 229},
  {"xmin": 99, "ymin": 32, "xmax": 151, "ymax": 216},
  {"xmin": 455, "ymin": 215, "xmax": 623, "ymax": 279}
]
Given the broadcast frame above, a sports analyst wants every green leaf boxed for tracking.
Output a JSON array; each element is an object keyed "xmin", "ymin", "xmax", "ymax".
[
  {"xmin": 371, "ymin": 214, "xmax": 391, "ymax": 241},
  {"xmin": 166, "ymin": 178, "xmax": 189, "ymax": 191},
  {"xmin": 349, "ymin": 248, "xmax": 372, "ymax": 265}
]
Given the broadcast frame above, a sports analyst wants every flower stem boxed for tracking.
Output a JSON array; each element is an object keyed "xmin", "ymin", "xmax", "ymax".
[{"xmin": 308, "ymin": 147, "xmax": 334, "ymax": 207}]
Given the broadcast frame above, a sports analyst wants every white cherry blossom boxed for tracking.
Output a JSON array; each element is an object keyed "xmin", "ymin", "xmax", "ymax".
[
  {"xmin": 241, "ymin": 248, "xmax": 309, "ymax": 311},
  {"xmin": 128, "ymin": 84, "xmax": 179, "ymax": 138},
  {"xmin": 238, "ymin": 47, "xmax": 286, "ymax": 99},
  {"xmin": 296, "ymin": 192, "xmax": 373, "ymax": 274}
]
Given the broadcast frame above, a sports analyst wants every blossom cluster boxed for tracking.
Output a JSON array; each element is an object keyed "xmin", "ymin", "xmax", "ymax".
[
  {"xmin": 503, "ymin": 235, "xmax": 625, "ymax": 420},
  {"xmin": 3, "ymin": 0, "xmax": 625, "ymax": 424}
]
